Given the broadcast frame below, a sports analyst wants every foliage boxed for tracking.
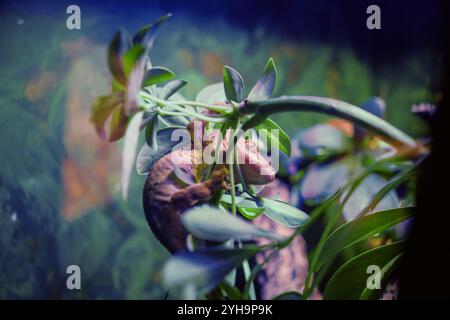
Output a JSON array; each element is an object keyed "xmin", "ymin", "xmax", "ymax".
[
  {"xmin": 0, "ymin": 8, "xmax": 434, "ymax": 299},
  {"xmin": 90, "ymin": 14, "xmax": 429, "ymax": 300}
]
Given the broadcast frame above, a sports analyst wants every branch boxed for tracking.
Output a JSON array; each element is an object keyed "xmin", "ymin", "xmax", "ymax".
[{"xmin": 240, "ymin": 96, "xmax": 417, "ymax": 148}]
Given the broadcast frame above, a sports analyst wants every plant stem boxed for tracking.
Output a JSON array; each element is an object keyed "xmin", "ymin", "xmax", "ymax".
[
  {"xmin": 157, "ymin": 114, "xmax": 175, "ymax": 127},
  {"xmin": 205, "ymin": 122, "xmax": 228, "ymax": 181},
  {"xmin": 228, "ymin": 160, "xmax": 236, "ymax": 215},
  {"xmin": 141, "ymin": 91, "xmax": 230, "ymax": 114},
  {"xmin": 155, "ymin": 109, "xmax": 187, "ymax": 117},
  {"xmin": 234, "ymin": 151, "xmax": 249, "ymax": 193},
  {"xmin": 151, "ymin": 116, "xmax": 158, "ymax": 148},
  {"xmin": 227, "ymin": 121, "xmax": 240, "ymax": 216},
  {"xmin": 244, "ymin": 249, "xmax": 276, "ymax": 297},
  {"xmin": 240, "ymin": 96, "xmax": 417, "ymax": 148},
  {"xmin": 172, "ymin": 100, "xmax": 232, "ymax": 114},
  {"xmin": 169, "ymin": 104, "xmax": 226, "ymax": 122}
]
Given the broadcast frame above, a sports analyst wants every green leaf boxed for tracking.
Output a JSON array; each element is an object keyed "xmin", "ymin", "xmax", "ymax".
[
  {"xmin": 316, "ymin": 207, "xmax": 413, "ymax": 271},
  {"xmin": 181, "ymin": 205, "xmax": 283, "ymax": 242},
  {"xmin": 160, "ymin": 79, "xmax": 188, "ymax": 100},
  {"xmin": 247, "ymin": 58, "xmax": 277, "ymax": 101},
  {"xmin": 323, "ymin": 241, "xmax": 404, "ymax": 300},
  {"xmin": 162, "ymin": 247, "xmax": 260, "ymax": 294},
  {"xmin": 272, "ymin": 291, "xmax": 304, "ymax": 300},
  {"xmin": 112, "ymin": 77, "xmax": 125, "ymax": 93},
  {"xmin": 220, "ymin": 283, "xmax": 245, "ymax": 300},
  {"xmin": 262, "ymin": 197, "xmax": 310, "ymax": 227},
  {"xmin": 222, "ymin": 194, "xmax": 265, "ymax": 219},
  {"xmin": 121, "ymin": 111, "xmax": 144, "ymax": 199},
  {"xmin": 237, "ymin": 206, "xmax": 265, "ymax": 220},
  {"xmin": 196, "ymin": 82, "xmax": 226, "ymax": 104},
  {"xmin": 124, "ymin": 60, "xmax": 145, "ymax": 113},
  {"xmin": 144, "ymin": 114, "xmax": 158, "ymax": 147},
  {"xmin": 221, "ymin": 193, "xmax": 248, "ymax": 205},
  {"xmin": 242, "ymin": 114, "xmax": 269, "ymax": 131},
  {"xmin": 109, "ymin": 105, "xmax": 129, "ymax": 142},
  {"xmin": 362, "ymin": 169, "xmax": 417, "ymax": 214},
  {"xmin": 122, "ymin": 45, "xmax": 146, "ymax": 78},
  {"xmin": 255, "ymin": 118, "xmax": 291, "ymax": 156},
  {"xmin": 142, "ymin": 66, "xmax": 175, "ymax": 87},
  {"xmin": 136, "ymin": 127, "xmax": 188, "ymax": 175},
  {"xmin": 223, "ymin": 66, "xmax": 245, "ymax": 103},
  {"xmin": 108, "ymin": 29, "xmax": 132, "ymax": 85},
  {"xmin": 133, "ymin": 13, "xmax": 172, "ymax": 51},
  {"xmin": 162, "ymin": 115, "xmax": 190, "ymax": 127},
  {"xmin": 342, "ymin": 174, "xmax": 399, "ymax": 222},
  {"xmin": 242, "ymin": 259, "xmax": 256, "ymax": 300},
  {"xmin": 90, "ymin": 93, "xmax": 123, "ymax": 140},
  {"xmin": 359, "ymin": 254, "xmax": 402, "ymax": 300}
]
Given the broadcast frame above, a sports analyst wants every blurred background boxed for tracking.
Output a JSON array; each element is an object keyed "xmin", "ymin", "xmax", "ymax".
[{"xmin": 0, "ymin": 0, "xmax": 445, "ymax": 299}]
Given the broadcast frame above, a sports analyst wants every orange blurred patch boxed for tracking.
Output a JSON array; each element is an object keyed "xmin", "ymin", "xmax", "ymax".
[
  {"xmin": 61, "ymin": 43, "xmax": 121, "ymax": 220},
  {"xmin": 327, "ymin": 118, "xmax": 354, "ymax": 136},
  {"xmin": 368, "ymin": 237, "xmax": 393, "ymax": 248},
  {"xmin": 25, "ymin": 71, "xmax": 57, "ymax": 102},
  {"xmin": 62, "ymin": 158, "xmax": 102, "ymax": 219},
  {"xmin": 60, "ymin": 37, "xmax": 92, "ymax": 61},
  {"xmin": 201, "ymin": 52, "xmax": 226, "ymax": 78}
]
